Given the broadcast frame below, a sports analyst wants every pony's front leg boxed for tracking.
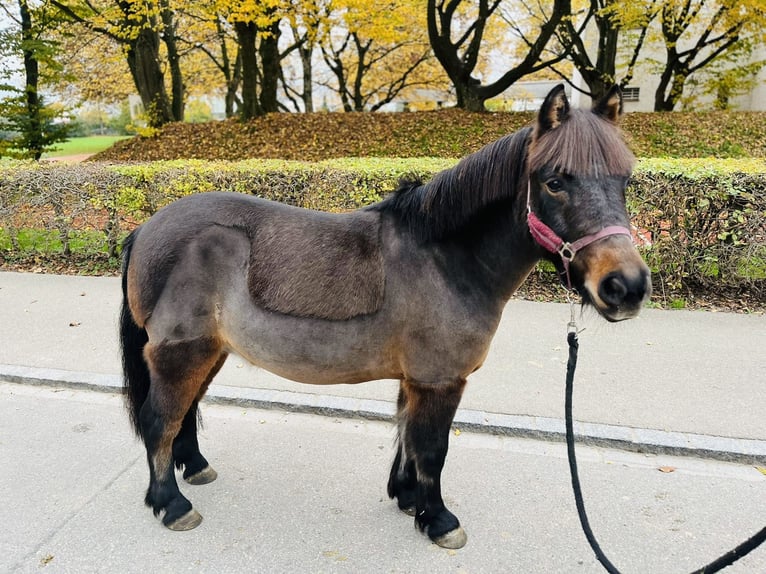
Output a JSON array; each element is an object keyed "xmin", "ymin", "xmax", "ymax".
[{"xmin": 390, "ymin": 377, "xmax": 467, "ymax": 549}]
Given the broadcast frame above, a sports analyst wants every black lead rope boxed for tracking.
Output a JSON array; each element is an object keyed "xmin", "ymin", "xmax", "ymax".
[{"xmin": 564, "ymin": 330, "xmax": 766, "ymax": 573}]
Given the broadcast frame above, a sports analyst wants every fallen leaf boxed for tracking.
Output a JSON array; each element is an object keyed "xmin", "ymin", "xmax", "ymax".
[
  {"xmin": 321, "ymin": 550, "xmax": 348, "ymax": 562},
  {"xmin": 658, "ymin": 466, "xmax": 676, "ymax": 473},
  {"xmin": 755, "ymin": 466, "xmax": 766, "ymax": 476},
  {"xmin": 40, "ymin": 554, "xmax": 54, "ymax": 566},
  {"xmin": 453, "ymin": 428, "xmax": 461, "ymax": 437},
  {"xmin": 69, "ymin": 321, "xmax": 81, "ymax": 327}
]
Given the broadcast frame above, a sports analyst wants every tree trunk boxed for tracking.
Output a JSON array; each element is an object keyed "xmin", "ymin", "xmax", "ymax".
[
  {"xmin": 236, "ymin": 21, "xmax": 260, "ymax": 120},
  {"xmin": 159, "ymin": 0, "xmax": 184, "ymax": 121},
  {"xmin": 655, "ymin": 71, "xmax": 687, "ymax": 111},
  {"xmin": 227, "ymin": 51, "xmax": 242, "ymax": 117},
  {"xmin": 19, "ymin": 0, "xmax": 42, "ymax": 160},
  {"xmin": 299, "ymin": 43, "xmax": 313, "ymax": 112},
  {"xmin": 259, "ymin": 19, "xmax": 281, "ymax": 114},
  {"xmin": 126, "ymin": 27, "xmax": 173, "ymax": 127},
  {"xmin": 351, "ymin": 34, "xmax": 370, "ymax": 112},
  {"xmin": 216, "ymin": 17, "xmax": 241, "ymax": 117},
  {"xmin": 455, "ymin": 80, "xmax": 485, "ymax": 112},
  {"xmin": 654, "ymin": 49, "xmax": 679, "ymax": 111},
  {"xmin": 591, "ymin": 9, "xmax": 619, "ymax": 100}
]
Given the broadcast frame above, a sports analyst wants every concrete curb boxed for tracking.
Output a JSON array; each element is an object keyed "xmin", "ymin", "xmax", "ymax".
[{"xmin": 2, "ymin": 363, "xmax": 765, "ymax": 466}]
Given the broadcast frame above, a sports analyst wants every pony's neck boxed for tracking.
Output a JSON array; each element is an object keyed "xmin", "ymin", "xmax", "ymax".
[{"xmin": 472, "ymin": 190, "xmax": 541, "ymax": 302}]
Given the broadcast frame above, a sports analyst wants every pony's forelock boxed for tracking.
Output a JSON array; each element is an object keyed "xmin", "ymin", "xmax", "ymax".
[{"xmin": 529, "ymin": 110, "xmax": 634, "ymax": 179}]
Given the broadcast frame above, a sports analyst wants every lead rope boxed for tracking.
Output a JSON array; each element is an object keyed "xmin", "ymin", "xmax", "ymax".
[{"xmin": 564, "ymin": 305, "xmax": 766, "ymax": 573}]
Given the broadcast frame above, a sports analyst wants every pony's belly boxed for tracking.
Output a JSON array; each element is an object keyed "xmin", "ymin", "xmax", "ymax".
[{"xmin": 219, "ymin": 297, "xmax": 398, "ymax": 386}]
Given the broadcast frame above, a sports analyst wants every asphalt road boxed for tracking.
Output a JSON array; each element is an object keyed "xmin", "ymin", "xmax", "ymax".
[{"xmin": 2, "ymin": 383, "xmax": 765, "ymax": 574}]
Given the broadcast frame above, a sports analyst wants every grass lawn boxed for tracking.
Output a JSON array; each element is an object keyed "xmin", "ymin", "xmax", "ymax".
[{"xmin": 41, "ymin": 135, "xmax": 132, "ymax": 158}]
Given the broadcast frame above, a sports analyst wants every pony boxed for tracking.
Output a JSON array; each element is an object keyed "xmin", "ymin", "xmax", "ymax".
[{"xmin": 119, "ymin": 85, "xmax": 650, "ymax": 548}]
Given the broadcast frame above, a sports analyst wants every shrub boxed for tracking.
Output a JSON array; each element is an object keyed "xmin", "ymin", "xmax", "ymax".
[
  {"xmin": 629, "ymin": 158, "xmax": 766, "ymax": 301},
  {"xmin": 1, "ymin": 158, "xmax": 764, "ymax": 305}
]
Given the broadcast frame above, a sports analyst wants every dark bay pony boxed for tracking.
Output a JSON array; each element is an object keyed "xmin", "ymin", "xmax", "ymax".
[{"xmin": 119, "ymin": 85, "xmax": 650, "ymax": 548}]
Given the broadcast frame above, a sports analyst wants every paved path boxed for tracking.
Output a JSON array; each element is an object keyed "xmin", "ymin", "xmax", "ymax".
[
  {"xmin": 1, "ymin": 271, "xmax": 765, "ymax": 572},
  {"xmin": 0, "ymin": 271, "xmax": 764, "ymax": 462},
  {"xmin": 2, "ymin": 383, "xmax": 764, "ymax": 573},
  {"xmin": 41, "ymin": 153, "xmax": 95, "ymax": 162}
]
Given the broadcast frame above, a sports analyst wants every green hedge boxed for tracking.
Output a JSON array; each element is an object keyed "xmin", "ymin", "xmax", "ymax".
[
  {"xmin": 629, "ymin": 159, "xmax": 766, "ymax": 299},
  {"xmin": 1, "ymin": 157, "xmax": 764, "ymax": 303}
]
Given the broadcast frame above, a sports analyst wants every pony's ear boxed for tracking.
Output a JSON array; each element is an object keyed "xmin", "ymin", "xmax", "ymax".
[
  {"xmin": 593, "ymin": 85, "xmax": 623, "ymax": 123},
  {"xmin": 537, "ymin": 84, "xmax": 570, "ymax": 134}
]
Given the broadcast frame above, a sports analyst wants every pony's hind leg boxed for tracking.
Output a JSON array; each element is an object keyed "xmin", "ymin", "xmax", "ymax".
[
  {"xmin": 141, "ymin": 335, "xmax": 224, "ymax": 530},
  {"xmin": 173, "ymin": 354, "xmax": 228, "ymax": 485},
  {"xmin": 389, "ymin": 378, "xmax": 468, "ymax": 549}
]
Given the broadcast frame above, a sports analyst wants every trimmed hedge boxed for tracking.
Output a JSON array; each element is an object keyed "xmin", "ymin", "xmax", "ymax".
[
  {"xmin": 1, "ymin": 157, "xmax": 764, "ymax": 304},
  {"xmin": 629, "ymin": 159, "xmax": 766, "ymax": 299}
]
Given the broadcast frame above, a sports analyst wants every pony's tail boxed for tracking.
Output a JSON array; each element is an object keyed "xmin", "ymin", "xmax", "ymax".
[{"xmin": 119, "ymin": 228, "xmax": 150, "ymax": 440}]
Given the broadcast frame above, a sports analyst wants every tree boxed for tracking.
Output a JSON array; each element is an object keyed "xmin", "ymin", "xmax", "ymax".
[
  {"xmin": 690, "ymin": 51, "xmax": 765, "ymax": 109},
  {"xmin": 50, "ymin": 0, "xmax": 182, "ymax": 126},
  {"xmin": 172, "ymin": 1, "xmax": 245, "ymax": 118},
  {"xmin": 0, "ymin": 0, "xmax": 70, "ymax": 160},
  {"xmin": 228, "ymin": 0, "xmax": 293, "ymax": 119},
  {"xmin": 320, "ymin": 0, "xmax": 437, "ymax": 112},
  {"xmin": 427, "ymin": 0, "xmax": 572, "ymax": 111},
  {"xmin": 53, "ymin": 29, "xmax": 136, "ymax": 106},
  {"xmin": 283, "ymin": 0, "xmax": 327, "ymax": 112},
  {"xmin": 654, "ymin": 0, "xmax": 766, "ymax": 111},
  {"xmin": 552, "ymin": 0, "xmax": 661, "ymax": 100},
  {"xmin": 159, "ymin": 0, "xmax": 184, "ymax": 121}
]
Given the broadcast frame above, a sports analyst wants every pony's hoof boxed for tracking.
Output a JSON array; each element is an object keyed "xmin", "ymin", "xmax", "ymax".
[
  {"xmin": 185, "ymin": 466, "xmax": 218, "ymax": 485},
  {"xmin": 432, "ymin": 526, "xmax": 467, "ymax": 549},
  {"xmin": 165, "ymin": 509, "xmax": 203, "ymax": 531}
]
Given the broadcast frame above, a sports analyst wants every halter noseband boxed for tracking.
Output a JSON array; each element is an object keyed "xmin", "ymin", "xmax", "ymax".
[{"xmin": 526, "ymin": 180, "xmax": 632, "ymax": 290}]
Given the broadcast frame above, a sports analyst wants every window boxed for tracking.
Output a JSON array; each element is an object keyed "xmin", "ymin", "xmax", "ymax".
[{"xmin": 623, "ymin": 87, "xmax": 640, "ymax": 102}]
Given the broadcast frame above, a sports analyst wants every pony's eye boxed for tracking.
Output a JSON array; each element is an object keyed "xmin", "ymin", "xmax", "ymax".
[{"xmin": 546, "ymin": 178, "xmax": 564, "ymax": 192}]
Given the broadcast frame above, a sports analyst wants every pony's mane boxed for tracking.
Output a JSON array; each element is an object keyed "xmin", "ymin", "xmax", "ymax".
[
  {"xmin": 371, "ymin": 109, "xmax": 634, "ymax": 243},
  {"xmin": 371, "ymin": 127, "xmax": 531, "ymax": 242},
  {"xmin": 529, "ymin": 109, "xmax": 634, "ymax": 178}
]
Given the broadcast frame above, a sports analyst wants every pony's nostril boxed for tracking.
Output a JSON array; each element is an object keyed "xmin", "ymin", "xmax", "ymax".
[
  {"xmin": 598, "ymin": 273, "xmax": 628, "ymax": 307},
  {"xmin": 598, "ymin": 272, "xmax": 649, "ymax": 308}
]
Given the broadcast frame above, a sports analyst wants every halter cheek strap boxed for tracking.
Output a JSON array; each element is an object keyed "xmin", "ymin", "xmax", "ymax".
[{"xmin": 526, "ymin": 181, "xmax": 632, "ymax": 289}]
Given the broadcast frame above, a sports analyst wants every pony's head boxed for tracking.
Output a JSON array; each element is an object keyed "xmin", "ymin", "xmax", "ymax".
[{"xmin": 527, "ymin": 85, "xmax": 651, "ymax": 322}]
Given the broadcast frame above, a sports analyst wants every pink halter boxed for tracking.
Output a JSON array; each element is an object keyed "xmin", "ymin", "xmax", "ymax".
[{"xmin": 526, "ymin": 181, "xmax": 632, "ymax": 289}]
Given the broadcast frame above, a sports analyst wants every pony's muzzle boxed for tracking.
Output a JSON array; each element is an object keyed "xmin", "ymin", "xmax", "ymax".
[
  {"xmin": 578, "ymin": 238, "xmax": 652, "ymax": 322},
  {"xmin": 597, "ymin": 270, "xmax": 651, "ymax": 319}
]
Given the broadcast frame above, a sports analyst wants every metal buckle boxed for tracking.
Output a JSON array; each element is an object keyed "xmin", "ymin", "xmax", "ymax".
[{"xmin": 558, "ymin": 243, "xmax": 576, "ymax": 262}]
